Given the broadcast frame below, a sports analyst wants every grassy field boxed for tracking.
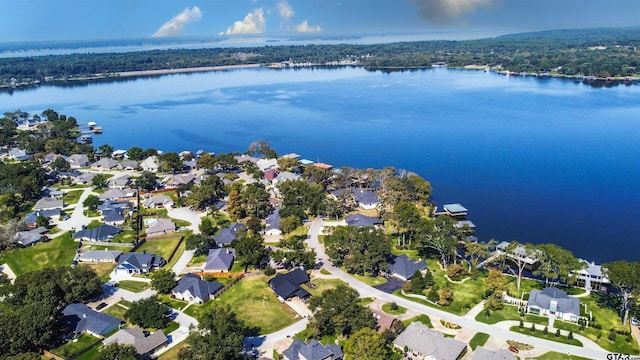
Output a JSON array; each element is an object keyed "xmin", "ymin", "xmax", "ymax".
[
  {"xmin": 349, "ymin": 272, "xmax": 387, "ymax": 286},
  {"xmin": 136, "ymin": 233, "xmax": 183, "ymax": 260},
  {"xmin": 468, "ymin": 332, "xmax": 490, "ymax": 350},
  {"xmin": 188, "ymin": 254, "xmax": 207, "ymax": 267},
  {"xmin": 382, "ymin": 302, "xmax": 407, "ymax": 315},
  {"xmin": 165, "ymin": 238, "xmax": 187, "ymax": 269},
  {"xmin": 87, "ymin": 219, "xmax": 103, "ymax": 229},
  {"xmin": 118, "ymin": 280, "xmax": 151, "ymax": 293},
  {"xmin": 157, "ymin": 294, "xmax": 189, "ymax": 311},
  {"xmin": 391, "ymin": 246, "xmax": 419, "ymax": 259},
  {"xmin": 360, "ymin": 297, "xmax": 375, "ymax": 306},
  {"xmin": 103, "ymin": 301, "xmax": 129, "ymax": 321},
  {"xmin": 51, "ymin": 333, "xmax": 102, "ymax": 358},
  {"xmin": 402, "ymin": 314, "xmax": 433, "ymax": 328},
  {"xmin": 85, "ymin": 262, "xmax": 117, "ymax": 281},
  {"xmin": 474, "ymin": 305, "xmax": 548, "ymax": 326},
  {"xmin": 63, "ymin": 189, "xmax": 85, "ymax": 205},
  {"xmin": 2, "ymin": 232, "xmax": 77, "ymax": 276},
  {"xmin": 301, "ymin": 278, "xmax": 345, "ymax": 298},
  {"xmin": 510, "ymin": 326, "xmax": 583, "ymax": 347},
  {"xmin": 158, "ymin": 342, "xmax": 188, "ymax": 360},
  {"xmin": 184, "ymin": 275, "xmax": 298, "ymax": 334},
  {"xmin": 112, "ymin": 229, "xmax": 138, "ymax": 243}
]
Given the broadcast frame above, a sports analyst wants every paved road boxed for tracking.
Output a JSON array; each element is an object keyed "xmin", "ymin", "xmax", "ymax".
[
  {"xmin": 57, "ymin": 187, "xmax": 94, "ymax": 231},
  {"xmin": 167, "ymin": 207, "xmax": 201, "ymax": 275},
  {"xmin": 306, "ymin": 218, "xmax": 609, "ymax": 359}
]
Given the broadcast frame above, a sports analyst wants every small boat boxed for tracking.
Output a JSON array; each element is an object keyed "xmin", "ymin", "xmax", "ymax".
[
  {"xmin": 78, "ymin": 134, "xmax": 93, "ymax": 144},
  {"xmin": 92, "ymin": 126, "xmax": 103, "ymax": 134}
]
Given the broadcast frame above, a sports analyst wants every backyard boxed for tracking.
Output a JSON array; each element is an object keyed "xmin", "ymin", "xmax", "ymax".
[
  {"xmin": 136, "ymin": 232, "xmax": 184, "ymax": 260},
  {"xmin": 184, "ymin": 274, "xmax": 298, "ymax": 334},
  {"xmin": 1, "ymin": 232, "xmax": 77, "ymax": 276}
]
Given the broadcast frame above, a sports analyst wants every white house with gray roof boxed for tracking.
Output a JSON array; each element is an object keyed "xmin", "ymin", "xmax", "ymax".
[
  {"xmin": 393, "ymin": 321, "xmax": 467, "ymax": 360},
  {"xmin": 527, "ymin": 287, "xmax": 580, "ymax": 322},
  {"xmin": 67, "ymin": 154, "xmax": 90, "ymax": 168},
  {"xmin": 92, "ymin": 157, "xmax": 119, "ymax": 169},
  {"xmin": 146, "ymin": 218, "xmax": 176, "ymax": 237},
  {"xmin": 572, "ymin": 260, "xmax": 610, "ymax": 291},
  {"xmin": 472, "ymin": 347, "xmax": 516, "ymax": 360},
  {"xmin": 33, "ymin": 197, "xmax": 64, "ymax": 211},
  {"xmin": 78, "ymin": 250, "xmax": 123, "ymax": 263},
  {"xmin": 171, "ymin": 273, "xmax": 224, "ymax": 304},
  {"xmin": 140, "ymin": 155, "xmax": 160, "ymax": 172},
  {"xmin": 352, "ymin": 189, "xmax": 380, "ymax": 210},
  {"xmin": 142, "ymin": 194, "xmax": 174, "ymax": 208}
]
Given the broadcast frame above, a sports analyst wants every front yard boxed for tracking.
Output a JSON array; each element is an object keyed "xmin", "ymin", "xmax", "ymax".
[
  {"xmin": 117, "ymin": 280, "xmax": 151, "ymax": 293},
  {"xmin": 184, "ymin": 274, "xmax": 298, "ymax": 334},
  {"xmin": 63, "ymin": 189, "xmax": 85, "ymax": 205},
  {"xmin": 2, "ymin": 232, "xmax": 77, "ymax": 276},
  {"xmin": 51, "ymin": 333, "xmax": 101, "ymax": 359}
]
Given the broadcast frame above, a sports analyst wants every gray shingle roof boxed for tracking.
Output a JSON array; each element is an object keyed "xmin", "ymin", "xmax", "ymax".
[
  {"xmin": 78, "ymin": 250, "xmax": 122, "ymax": 262},
  {"xmin": 265, "ymin": 208, "xmax": 281, "ymax": 233},
  {"xmin": 528, "ymin": 288, "xmax": 580, "ymax": 316},
  {"xmin": 345, "ymin": 214, "xmax": 382, "ymax": 227},
  {"xmin": 269, "ymin": 269, "xmax": 310, "ymax": 300},
  {"xmin": 117, "ymin": 252, "xmax": 166, "ymax": 272},
  {"xmin": 282, "ymin": 339, "xmax": 342, "ymax": 360},
  {"xmin": 23, "ymin": 209, "xmax": 61, "ymax": 225},
  {"xmin": 73, "ymin": 224, "xmax": 121, "ymax": 241},
  {"xmin": 103, "ymin": 326, "xmax": 167, "ymax": 355},
  {"xmin": 13, "ymin": 227, "xmax": 47, "ymax": 246},
  {"xmin": 204, "ymin": 248, "xmax": 236, "ymax": 271},
  {"xmin": 388, "ymin": 254, "xmax": 428, "ymax": 280},
  {"xmin": 393, "ymin": 322, "xmax": 466, "ymax": 360},
  {"xmin": 214, "ymin": 223, "xmax": 245, "ymax": 245},
  {"xmin": 33, "ymin": 197, "xmax": 63, "ymax": 211},
  {"xmin": 472, "ymin": 347, "xmax": 516, "ymax": 360},
  {"xmin": 172, "ymin": 273, "xmax": 223, "ymax": 301},
  {"xmin": 353, "ymin": 189, "xmax": 380, "ymax": 206},
  {"xmin": 62, "ymin": 303, "xmax": 121, "ymax": 336},
  {"xmin": 146, "ymin": 218, "xmax": 175, "ymax": 235}
]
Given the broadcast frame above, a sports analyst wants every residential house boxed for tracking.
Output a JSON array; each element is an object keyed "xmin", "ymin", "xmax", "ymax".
[
  {"xmin": 23, "ymin": 209, "xmax": 61, "ymax": 227},
  {"xmin": 99, "ymin": 188, "xmax": 137, "ymax": 201},
  {"xmin": 234, "ymin": 154, "xmax": 258, "ymax": 164},
  {"xmin": 114, "ymin": 252, "xmax": 166, "ymax": 274},
  {"xmin": 6, "ymin": 147, "xmax": 31, "ymax": 161},
  {"xmin": 281, "ymin": 153, "xmax": 301, "ymax": 160},
  {"xmin": 142, "ymin": 194, "xmax": 174, "ymax": 209},
  {"xmin": 442, "ymin": 203, "xmax": 468, "ymax": 217},
  {"xmin": 282, "ymin": 339, "xmax": 343, "ymax": 360},
  {"xmin": 345, "ymin": 214, "xmax": 382, "ymax": 227},
  {"xmin": 73, "ymin": 224, "xmax": 121, "ymax": 242},
  {"xmin": 393, "ymin": 322, "xmax": 467, "ymax": 360},
  {"xmin": 146, "ymin": 218, "xmax": 176, "ymax": 237},
  {"xmin": 313, "ymin": 162, "xmax": 333, "ymax": 170},
  {"xmin": 78, "ymin": 250, "xmax": 122, "ymax": 263},
  {"xmin": 140, "ymin": 155, "xmax": 160, "ymax": 172},
  {"xmin": 527, "ymin": 288, "xmax": 580, "ymax": 322},
  {"xmin": 111, "ymin": 150, "xmax": 128, "ymax": 159},
  {"xmin": 118, "ymin": 159, "xmax": 139, "ymax": 170},
  {"xmin": 268, "ymin": 268, "xmax": 311, "ymax": 301},
  {"xmin": 43, "ymin": 187, "xmax": 65, "ymax": 199},
  {"xmin": 455, "ymin": 220, "xmax": 476, "ymax": 229},
  {"xmin": 92, "ymin": 157, "xmax": 119, "ymax": 169},
  {"xmin": 108, "ymin": 175, "xmax": 132, "ymax": 189},
  {"xmin": 472, "ymin": 347, "xmax": 516, "ymax": 360},
  {"xmin": 214, "ymin": 223, "xmax": 245, "ymax": 246},
  {"xmin": 496, "ymin": 241, "xmax": 540, "ymax": 269},
  {"xmin": 103, "ymin": 327, "xmax": 167, "ymax": 356},
  {"xmin": 67, "ymin": 154, "xmax": 90, "ymax": 168},
  {"xmin": 257, "ymin": 158, "xmax": 278, "ymax": 172},
  {"xmin": 75, "ymin": 172, "xmax": 97, "ymax": 185},
  {"xmin": 33, "ymin": 197, "xmax": 64, "ymax": 211},
  {"xmin": 164, "ymin": 173, "xmax": 195, "ymax": 188},
  {"xmin": 171, "ymin": 273, "xmax": 224, "ymax": 303},
  {"xmin": 62, "ymin": 303, "xmax": 121, "ymax": 337},
  {"xmin": 13, "ymin": 227, "xmax": 48, "ymax": 246},
  {"xmin": 388, "ymin": 254, "xmax": 428, "ymax": 281},
  {"xmin": 263, "ymin": 168, "xmax": 280, "ymax": 181},
  {"xmin": 99, "ymin": 201, "xmax": 131, "ymax": 225},
  {"xmin": 371, "ymin": 308, "xmax": 398, "ymax": 332},
  {"xmin": 572, "ymin": 260, "xmax": 610, "ymax": 292},
  {"xmin": 203, "ymin": 248, "xmax": 236, "ymax": 272},
  {"xmin": 353, "ymin": 189, "xmax": 380, "ymax": 210},
  {"xmin": 265, "ymin": 208, "xmax": 282, "ymax": 236},
  {"xmin": 274, "ymin": 171, "xmax": 300, "ymax": 183}
]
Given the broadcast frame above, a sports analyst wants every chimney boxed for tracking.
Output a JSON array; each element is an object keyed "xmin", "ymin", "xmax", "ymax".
[{"xmin": 226, "ymin": 248, "xmax": 230, "ymax": 254}]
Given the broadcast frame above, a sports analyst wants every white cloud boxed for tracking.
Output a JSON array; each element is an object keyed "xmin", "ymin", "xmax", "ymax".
[
  {"xmin": 296, "ymin": 20, "xmax": 322, "ymax": 33},
  {"xmin": 410, "ymin": 0, "xmax": 494, "ymax": 24},
  {"xmin": 220, "ymin": 8, "xmax": 266, "ymax": 35},
  {"xmin": 153, "ymin": 6, "xmax": 202, "ymax": 38},
  {"xmin": 278, "ymin": 1, "xmax": 295, "ymax": 19}
]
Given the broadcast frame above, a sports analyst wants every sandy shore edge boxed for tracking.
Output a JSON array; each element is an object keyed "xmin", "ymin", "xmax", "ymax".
[{"xmin": 114, "ymin": 63, "xmax": 262, "ymax": 77}]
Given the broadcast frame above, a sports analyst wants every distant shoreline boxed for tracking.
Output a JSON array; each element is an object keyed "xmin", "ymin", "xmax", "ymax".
[{"xmin": 112, "ymin": 63, "xmax": 262, "ymax": 78}]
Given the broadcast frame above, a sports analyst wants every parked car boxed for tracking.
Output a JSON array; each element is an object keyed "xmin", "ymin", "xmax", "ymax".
[
  {"xmin": 631, "ymin": 317, "xmax": 638, "ymax": 326},
  {"xmin": 508, "ymin": 346, "xmax": 519, "ymax": 354},
  {"xmin": 95, "ymin": 302, "xmax": 108, "ymax": 311},
  {"xmin": 71, "ymin": 260, "xmax": 78, "ymax": 267}
]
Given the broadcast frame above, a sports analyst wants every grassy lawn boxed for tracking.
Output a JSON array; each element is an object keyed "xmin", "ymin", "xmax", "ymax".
[
  {"xmin": 530, "ymin": 351, "xmax": 593, "ymax": 360},
  {"xmin": 1, "ymin": 232, "xmax": 77, "ymax": 276},
  {"xmin": 188, "ymin": 254, "xmax": 207, "ymax": 267},
  {"xmin": 103, "ymin": 301, "xmax": 130, "ymax": 320},
  {"xmin": 474, "ymin": 305, "xmax": 548, "ymax": 326},
  {"xmin": 382, "ymin": 302, "xmax": 408, "ymax": 315},
  {"xmin": 157, "ymin": 294, "xmax": 189, "ymax": 311},
  {"xmin": 136, "ymin": 233, "xmax": 183, "ymax": 260},
  {"xmin": 85, "ymin": 262, "xmax": 117, "ymax": 281},
  {"xmin": 82, "ymin": 243, "xmax": 133, "ymax": 252},
  {"xmin": 360, "ymin": 297, "xmax": 375, "ymax": 306},
  {"xmin": 302, "ymin": 278, "xmax": 345, "ymax": 298},
  {"xmin": 164, "ymin": 321, "xmax": 180, "ymax": 334},
  {"xmin": 171, "ymin": 218, "xmax": 192, "ymax": 228},
  {"xmin": 402, "ymin": 314, "xmax": 433, "ymax": 328},
  {"xmin": 87, "ymin": 219, "xmax": 103, "ymax": 229},
  {"xmin": 391, "ymin": 246, "xmax": 419, "ymax": 259},
  {"xmin": 510, "ymin": 326, "xmax": 583, "ymax": 347},
  {"xmin": 63, "ymin": 189, "xmax": 84, "ymax": 205},
  {"xmin": 349, "ymin": 271, "xmax": 387, "ymax": 286},
  {"xmin": 165, "ymin": 238, "xmax": 187, "ymax": 270},
  {"xmin": 112, "ymin": 229, "xmax": 138, "ymax": 243},
  {"xmin": 158, "ymin": 342, "xmax": 188, "ymax": 360},
  {"xmin": 118, "ymin": 280, "xmax": 151, "ymax": 293},
  {"xmin": 75, "ymin": 344, "xmax": 101, "ymax": 360},
  {"xmin": 554, "ymin": 319, "xmax": 640, "ymax": 355},
  {"xmin": 468, "ymin": 332, "xmax": 490, "ymax": 350},
  {"xmin": 185, "ymin": 275, "xmax": 298, "ymax": 334},
  {"xmin": 287, "ymin": 225, "xmax": 309, "ymax": 238},
  {"xmin": 51, "ymin": 333, "xmax": 102, "ymax": 358},
  {"xmin": 319, "ymin": 268, "xmax": 331, "ymax": 275}
]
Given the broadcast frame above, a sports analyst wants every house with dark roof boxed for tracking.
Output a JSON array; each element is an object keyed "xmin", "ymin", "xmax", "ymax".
[
  {"xmin": 345, "ymin": 214, "xmax": 382, "ymax": 227},
  {"xmin": 23, "ymin": 209, "xmax": 61, "ymax": 227},
  {"xmin": 393, "ymin": 322, "xmax": 466, "ymax": 360},
  {"xmin": 33, "ymin": 197, "xmax": 64, "ymax": 211},
  {"xmin": 282, "ymin": 339, "xmax": 343, "ymax": 360},
  {"xmin": 62, "ymin": 303, "xmax": 122, "ymax": 337},
  {"xmin": 214, "ymin": 223, "xmax": 245, "ymax": 246},
  {"xmin": 171, "ymin": 273, "xmax": 224, "ymax": 303},
  {"xmin": 13, "ymin": 226, "xmax": 48, "ymax": 246},
  {"xmin": 146, "ymin": 218, "xmax": 176, "ymax": 237},
  {"xmin": 114, "ymin": 252, "xmax": 166, "ymax": 274},
  {"xmin": 164, "ymin": 173, "xmax": 196, "ymax": 188},
  {"xmin": 99, "ymin": 188, "xmax": 137, "ymax": 201},
  {"xmin": 75, "ymin": 172, "xmax": 97, "ymax": 185},
  {"xmin": 472, "ymin": 347, "xmax": 516, "ymax": 360},
  {"xmin": 67, "ymin": 154, "xmax": 90, "ymax": 168},
  {"xmin": 352, "ymin": 189, "xmax": 380, "ymax": 210},
  {"xmin": 78, "ymin": 250, "xmax": 122, "ymax": 263},
  {"xmin": 102, "ymin": 208, "xmax": 126, "ymax": 225},
  {"xmin": 103, "ymin": 327, "xmax": 167, "ymax": 356},
  {"xmin": 268, "ymin": 268, "xmax": 311, "ymax": 301},
  {"xmin": 527, "ymin": 288, "xmax": 580, "ymax": 322},
  {"xmin": 73, "ymin": 224, "xmax": 121, "ymax": 242},
  {"xmin": 265, "ymin": 208, "xmax": 282, "ymax": 236},
  {"xmin": 388, "ymin": 254, "xmax": 428, "ymax": 281},
  {"xmin": 204, "ymin": 248, "xmax": 236, "ymax": 272}
]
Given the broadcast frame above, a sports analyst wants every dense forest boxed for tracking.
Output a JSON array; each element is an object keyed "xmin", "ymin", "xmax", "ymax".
[{"xmin": 1, "ymin": 27, "xmax": 639, "ymax": 87}]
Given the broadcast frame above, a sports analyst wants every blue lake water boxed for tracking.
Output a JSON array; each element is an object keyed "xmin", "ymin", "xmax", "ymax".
[{"xmin": 2, "ymin": 67, "xmax": 639, "ymax": 263}]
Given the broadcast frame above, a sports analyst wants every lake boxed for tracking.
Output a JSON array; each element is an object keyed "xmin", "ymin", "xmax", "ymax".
[{"xmin": 2, "ymin": 67, "xmax": 639, "ymax": 263}]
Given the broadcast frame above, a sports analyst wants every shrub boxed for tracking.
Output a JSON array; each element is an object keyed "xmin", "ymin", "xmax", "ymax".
[
  {"xmin": 437, "ymin": 287, "xmax": 454, "ymax": 306},
  {"xmin": 608, "ymin": 331, "xmax": 617, "ymax": 342},
  {"xmin": 519, "ymin": 320, "xmax": 524, "ymax": 329},
  {"xmin": 568, "ymin": 331, "xmax": 573, "ymax": 340},
  {"xmin": 402, "ymin": 281, "xmax": 413, "ymax": 293},
  {"xmin": 439, "ymin": 319, "xmax": 461, "ymax": 329},
  {"xmin": 264, "ymin": 266, "xmax": 276, "ymax": 276},
  {"xmin": 555, "ymin": 329, "xmax": 561, "ymax": 337},
  {"xmin": 446, "ymin": 264, "xmax": 468, "ymax": 281},
  {"xmin": 427, "ymin": 285, "xmax": 439, "ymax": 303},
  {"xmin": 543, "ymin": 326, "xmax": 548, "ymax": 335},
  {"xmin": 530, "ymin": 324, "xmax": 536, "ymax": 332},
  {"xmin": 390, "ymin": 302, "xmax": 398, "ymax": 311}
]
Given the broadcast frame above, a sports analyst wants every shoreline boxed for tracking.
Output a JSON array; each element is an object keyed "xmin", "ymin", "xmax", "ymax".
[{"xmin": 112, "ymin": 63, "xmax": 262, "ymax": 78}]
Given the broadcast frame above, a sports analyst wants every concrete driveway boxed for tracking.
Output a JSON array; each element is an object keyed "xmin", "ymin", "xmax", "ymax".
[{"xmin": 57, "ymin": 187, "xmax": 94, "ymax": 231}]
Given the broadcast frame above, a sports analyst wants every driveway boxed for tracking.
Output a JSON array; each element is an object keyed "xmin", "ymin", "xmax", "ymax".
[
  {"xmin": 374, "ymin": 276, "xmax": 404, "ymax": 294},
  {"xmin": 167, "ymin": 207, "xmax": 201, "ymax": 275},
  {"xmin": 57, "ymin": 187, "xmax": 94, "ymax": 231},
  {"xmin": 305, "ymin": 218, "xmax": 610, "ymax": 359}
]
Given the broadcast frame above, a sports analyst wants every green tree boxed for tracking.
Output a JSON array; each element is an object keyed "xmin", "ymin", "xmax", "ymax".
[
  {"xmin": 344, "ymin": 327, "xmax": 390, "ymax": 360},
  {"xmin": 83, "ymin": 194, "xmax": 100, "ymax": 211},
  {"xmin": 126, "ymin": 147, "xmax": 144, "ymax": 161},
  {"xmin": 465, "ymin": 240, "xmax": 493, "ymax": 273},
  {"xmin": 198, "ymin": 217, "xmax": 218, "ymax": 237},
  {"xmin": 151, "ymin": 269, "xmax": 177, "ymax": 294},
  {"xmin": 98, "ymin": 144, "xmax": 114, "ymax": 158},
  {"xmin": 95, "ymin": 343, "xmax": 139, "ymax": 360},
  {"xmin": 533, "ymin": 243, "xmax": 586, "ymax": 286},
  {"xmin": 125, "ymin": 296, "xmax": 170, "ymax": 329},
  {"xmin": 393, "ymin": 201, "xmax": 421, "ymax": 246},
  {"xmin": 410, "ymin": 270, "xmax": 425, "ymax": 293},
  {"xmin": 324, "ymin": 226, "xmax": 390, "ymax": 276},
  {"xmin": 91, "ymin": 173, "xmax": 110, "ymax": 189},
  {"xmin": 241, "ymin": 183, "xmax": 271, "ymax": 218},
  {"xmin": 437, "ymin": 286, "xmax": 454, "ymax": 306},
  {"xmin": 196, "ymin": 153, "xmax": 216, "ymax": 170},
  {"xmin": 246, "ymin": 216, "xmax": 262, "ymax": 234},
  {"xmin": 279, "ymin": 215, "xmax": 301, "ymax": 234},
  {"xmin": 277, "ymin": 156, "xmax": 299, "ymax": 171},
  {"xmin": 135, "ymin": 171, "xmax": 158, "ymax": 191},
  {"xmin": 231, "ymin": 232, "xmax": 269, "ymax": 270},
  {"xmin": 50, "ymin": 157, "xmax": 70, "ymax": 172},
  {"xmin": 179, "ymin": 304, "xmax": 245, "ymax": 360},
  {"xmin": 227, "ymin": 189, "xmax": 244, "ymax": 220},
  {"xmin": 160, "ymin": 152, "xmax": 183, "ymax": 173},
  {"xmin": 185, "ymin": 233, "xmax": 217, "ymax": 256},
  {"xmin": 499, "ymin": 241, "xmax": 537, "ymax": 291},
  {"xmin": 308, "ymin": 284, "xmax": 376, "ymax": 337},
  {"xmin": 214, "ymin": 153, "xmax": 239, "ymax": 172},
  {"xmin": 247, "ymin": 140, "xmax": 277, "ymax": 158},
  {"xmin": 416, "ymin": 216, "xmax": 461, "ymax": 268},
  {"xmin": 186, "ymin": 175, "xmax": 225, "ymax": 210},
  {"xmin": 603, "ymin": 261, "xmax": 640, "ymax": 324}
]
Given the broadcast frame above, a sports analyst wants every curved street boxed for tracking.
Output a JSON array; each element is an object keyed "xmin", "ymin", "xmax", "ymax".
[{"xmin": 306, "ymin": 218, "xmax": 608, "ymax": 359}]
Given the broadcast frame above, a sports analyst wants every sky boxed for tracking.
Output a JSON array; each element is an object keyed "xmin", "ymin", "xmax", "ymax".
[{"xmin": 1, "ymin": 0, "xmax": 639, "ymax": 42}]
